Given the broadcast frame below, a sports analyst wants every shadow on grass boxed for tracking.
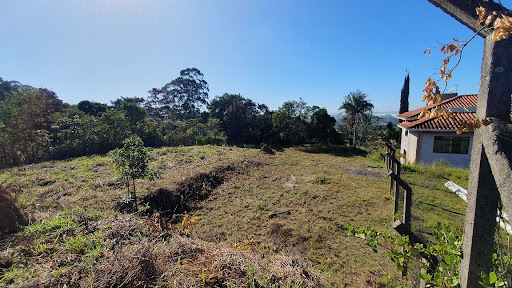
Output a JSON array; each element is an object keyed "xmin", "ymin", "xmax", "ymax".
[
  {"xmin": 297, "ymin": 145, "xmax": 367, "ymax": 157},
  {"xmin": 416, "ymin": 201, "xmax": 465, "ymax": 216}
]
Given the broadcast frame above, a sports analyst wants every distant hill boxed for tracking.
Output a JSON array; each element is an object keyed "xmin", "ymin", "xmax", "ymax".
[
  {"xmin": 330, "ymin": 112, "xmax": 399, "ymax": 125},
  {"xmin": 376, "ymin": 114, "xmax": 399, "ymax": 125}
]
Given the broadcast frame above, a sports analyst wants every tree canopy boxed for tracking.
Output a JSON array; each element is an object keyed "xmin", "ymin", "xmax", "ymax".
[
  {"xmin": 208, "ymin": 93, "xmax": 271, "ymax": 144},
  {"xmin": 77, "ymin": 100, "xmax": 108, "ymax": 116},
  {"xmin": 310, "ymin": 108, "xmax": 341, "ymax": 145},
  {"xmin": 0, "ymin": 74, "xmax": 386, "ymax": 169},
  {"xmin": 0, "ymin": 86, "xmax": 65, "ymax": 166},
  {"xmin": 148, "ymin": 68, "xmax": 209, "ymax": 120}
]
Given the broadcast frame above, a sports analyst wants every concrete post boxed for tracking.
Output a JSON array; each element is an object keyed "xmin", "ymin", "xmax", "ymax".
[
  {"xmin": 460, "ymin": 35, "xmax": 512, "ymax": 288},
  {"xmin": 421, "ymin": 2, "xmax": 512, "ymax": 286},
  {"xmin": 460, "ymin": 139, "xmax": 500, "ymax": 287}
]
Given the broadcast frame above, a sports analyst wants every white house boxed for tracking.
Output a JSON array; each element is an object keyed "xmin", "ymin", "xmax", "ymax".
[{"xmin": 396, "ymin": 94, "xmax": 479, "ymax": 168}]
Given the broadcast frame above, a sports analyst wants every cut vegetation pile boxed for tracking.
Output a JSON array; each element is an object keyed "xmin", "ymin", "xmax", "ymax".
[
  {"xmin": 0, "ymin": 145, "xmax": 469, "ymax": 287},
  {"xmin": 141, "ymin": 164, "xmax": 241, "ymax": 217}
]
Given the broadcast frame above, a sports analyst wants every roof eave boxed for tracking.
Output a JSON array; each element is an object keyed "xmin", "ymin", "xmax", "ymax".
[{"xmin": 405, "ymin": 128, "xmax": 473, "ymax": 133}]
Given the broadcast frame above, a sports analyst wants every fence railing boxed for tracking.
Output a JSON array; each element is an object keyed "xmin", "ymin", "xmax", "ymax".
[
  {"xmin": 384, "ymin": 139, "xmax": 436, "ymax": 286},
  {"xmin": 384, "ymin": 139, "xmax": 411, "ymax": 228}
]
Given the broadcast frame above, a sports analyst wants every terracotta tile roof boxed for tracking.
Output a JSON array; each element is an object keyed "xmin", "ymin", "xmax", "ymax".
[
  {"xmin": 398, "ymin": 112, "xmax": 477, "ymax": 130},
  {"xmin": 396, "ymin": 94, "xmax": 512, "ymax": 131},
  {"xmin": 395, "ymin": 94, "xmax": 478, "ymax": 120},
  {"xmin": 441, "ymin": 94, "xmax": 478, "ymax": 108}
]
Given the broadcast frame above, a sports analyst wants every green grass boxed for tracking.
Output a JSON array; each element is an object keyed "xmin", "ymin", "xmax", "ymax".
[
  {"xmin": 401, "ymin": 161, "xmax": 468, "ymax": 243},
  {"xmin": 0, "ymin": 265, "xmax": 36, "ymax": 285},
  {"xmin": 24, "ymin": 213, "xmax": 82, "ymax": 236},
  {"xmin": 28, "ymin": 243, "xmax": 51, "ymax": 256},
  {"xmin": 192, "ymin": 147, "xmax": 401, "ymax": 286},
  {"xmin": 65, "ymin": 234, "xmax": 101, "ymax": 255},
  {"xmin": 366, "ymin": 147, "xmax": 387, "ymax": 166}
]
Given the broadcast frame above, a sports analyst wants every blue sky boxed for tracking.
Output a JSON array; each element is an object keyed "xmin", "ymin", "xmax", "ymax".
[{"xmin": 1, "ymin": 0, "xmax": 486, "ymax": 114}]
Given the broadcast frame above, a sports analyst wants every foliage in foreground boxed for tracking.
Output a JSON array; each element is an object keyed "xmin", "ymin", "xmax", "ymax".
[
  {"xmin": 346, "ymin": 222, "xmax": 461, "ymax": 287},
  {"xmin": 346, "ymin": 221, "xmax": 512, "ymax": 287}
]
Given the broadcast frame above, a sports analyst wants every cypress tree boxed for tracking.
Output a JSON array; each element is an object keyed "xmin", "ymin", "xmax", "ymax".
[{"xmin": 399, "ymin": 73, "xmax": 410, "ymax": 115}]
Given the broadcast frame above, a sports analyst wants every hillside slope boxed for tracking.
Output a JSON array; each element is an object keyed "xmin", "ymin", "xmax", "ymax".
[{"xmin": 0, "ymin": 145, "xmax": 467, "ymax": 287}]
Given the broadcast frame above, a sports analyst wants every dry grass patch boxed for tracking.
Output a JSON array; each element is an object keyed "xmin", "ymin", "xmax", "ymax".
[
  {"xmin": 3, "ymin": 213, "xmax": 322, "ymax": 287},
  {"xmin": 0, "ymin": 145, "xmax": 433, "ymax": 287},
  {"xmin": 1, "ymin": 146, "xmax": 325, "ymax": 287},
  {"xmin": 194, "ymin": 147, "xmax": 404, "ymax": 286}
]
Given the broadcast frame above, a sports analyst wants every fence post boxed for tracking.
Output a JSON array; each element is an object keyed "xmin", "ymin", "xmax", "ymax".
[
  {"xmin": 387, "ymin": 152, "xmax": 394, "ymax": 192},
  {"xmin": 394, "ymin": 161, "xmax": 401, "ymax": 220},
  {"xmin": 403, "ymin": 186, "xmax": 412, "ymax": 230},
  {"xmin": 386, "ymin": 148, "xmax": 390, "ymax": 171}
]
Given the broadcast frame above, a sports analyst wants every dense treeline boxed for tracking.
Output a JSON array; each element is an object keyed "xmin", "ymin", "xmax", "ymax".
[{"xmin": 0, "ymin": 69, "xmax": 396, "ymax": 168}]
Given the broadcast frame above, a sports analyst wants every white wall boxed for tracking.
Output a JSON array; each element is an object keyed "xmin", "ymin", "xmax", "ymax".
[
  {"xmin": 417, "ymin": 132, "xmax": 473, "ymax": 168},
  {"xmin": 400, "ymin": 128, "xmax": 407, "ymax": 163},
  {"xmin": 408, "ymin": 130, "xmax": 420, "ymax": 164},
  {"xmin": 400, "ymin": 128, "xmax": 420, "ymax": 164}
]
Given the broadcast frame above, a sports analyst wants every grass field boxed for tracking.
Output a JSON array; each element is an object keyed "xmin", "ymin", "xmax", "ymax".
[{"xmin": 0, "ymin": 145, "xmax": 469, "ymax": 287}]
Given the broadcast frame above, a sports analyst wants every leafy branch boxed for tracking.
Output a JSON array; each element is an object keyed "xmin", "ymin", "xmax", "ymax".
[
  {"xmin": 345, "ymin": 223, "xmax": 462, "ymax": 287},
  {"xmin": 421, "ymin": 1, "xmax": 511, "ymax": 134}
]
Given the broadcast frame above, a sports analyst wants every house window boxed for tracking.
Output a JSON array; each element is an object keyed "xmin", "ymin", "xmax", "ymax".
[{"xmin": 433, "ymin": 136, "xmax": 470, "ymax": 154}]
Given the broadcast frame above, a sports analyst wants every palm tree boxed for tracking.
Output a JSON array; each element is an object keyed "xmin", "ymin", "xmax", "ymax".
[{"xmin": 339, "ymin": 90, "xmax": 374, "ymax": 147}]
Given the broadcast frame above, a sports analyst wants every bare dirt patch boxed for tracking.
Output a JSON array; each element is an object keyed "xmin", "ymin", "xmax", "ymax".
[
  {"xmin": 283, "ymin": 175, "xmax": 298, "ymax": 189},
  {"xmin": 342, "ymin": 167, "xmax": 387, "ymax": 179}
]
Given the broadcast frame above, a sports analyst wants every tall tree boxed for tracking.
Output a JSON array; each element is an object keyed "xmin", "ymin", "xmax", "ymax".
[
  {"xmin": 208, "ymin": 93, "xmax": 270, "ymax": 144},
  {"xmin": 309, "ymin": 107, "xmax": 341, "ymax": 145},
  {"xmin": 0, "ymin": 87, "xmax": 64, "ymax": 167},
  {"xmin": 111, "ymin": 97, "xmax": 147, "ymax": 126},
  {"xmin": 399, "ymin": 72, "xmax": 410, "ymax": 115},
  {"xmin": 148, "ymin": 68, "xmax": 209, "ymax": 120},
  {"xmin": 338, "ymin": 90, "xmax": 374, "ymax": 147},
  {"xmin": 111, "ymin": 96, "xmax": 145, "ymax": 109},
  {"xmin": 0, "ymin": 77, "xmax": 22, "ymax": 101},
  {"xmin": 272, "ymin": 99, "xmax": 313, "ymax": 145}
]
